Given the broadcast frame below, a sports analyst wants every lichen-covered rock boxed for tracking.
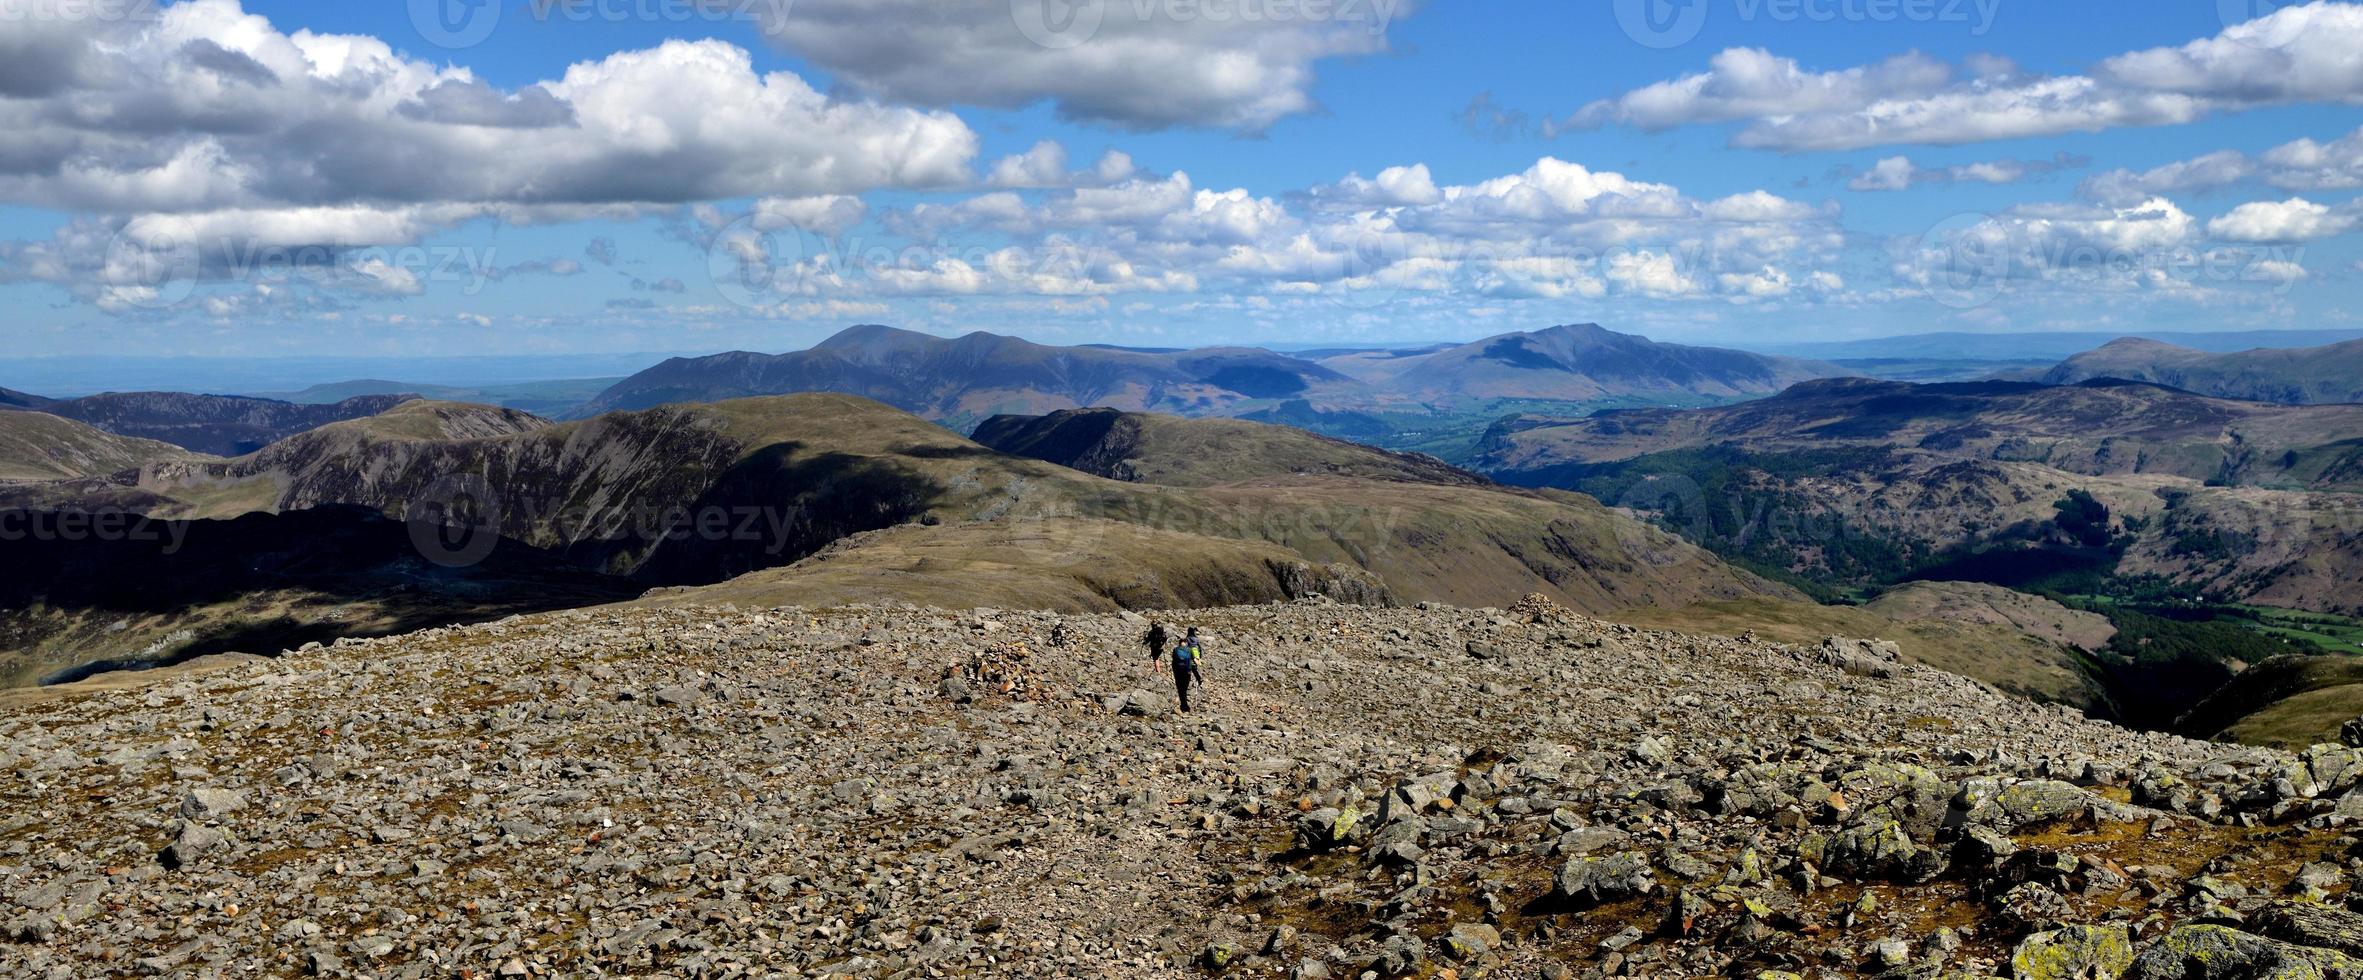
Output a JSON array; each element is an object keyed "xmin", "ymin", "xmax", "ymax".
[
  {"xmin": 2123, "ymin": 924, "xmax": 2363, "ymax": 980},
  {"xmin": 1442, "ymin": 922, "xmax": 1499, "ymax": 960},
  {"xmin": 2254, "ymin": 902, "xmax": 2363, "ymax": 958},
  {"xmin": 2010, "ymin": 924, "xmax": 2134, "ymax": 980},
  {"xmin": 1552, "ymin": 851, "xmax": 1657, "ymax": 907},
  {"xmin": 1971, "ymin": 780, "xmax": 2098, "ymax": 830},
  {"xmin": 1296, "ymin": 805, "xmax": 1363, "ymax": 852},
  {"xmin": 1821, "ymin": 819, "xmax": 1947, "ymax": 882},
  {"xmin": 1201, "ymin": 942, "xmax": 1238, "ymax": 968}
]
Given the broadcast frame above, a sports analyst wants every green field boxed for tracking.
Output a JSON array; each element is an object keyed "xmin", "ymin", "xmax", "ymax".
[{"xmin": 2240, "ymin": 605, "xmax": 2363, "ymax": 655}]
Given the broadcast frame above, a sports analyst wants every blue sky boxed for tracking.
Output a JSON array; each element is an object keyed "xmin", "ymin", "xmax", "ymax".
[{"xmin": 2, "ymin": 0, "xmax": 2360, "ymax": 359}]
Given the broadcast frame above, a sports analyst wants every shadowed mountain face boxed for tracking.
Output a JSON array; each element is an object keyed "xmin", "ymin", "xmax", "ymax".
[
  {"xmin": 0, "ymin": 388, "xmax": 54, "ymax": 410},
  {"xmin": 577, "ymin": 324, "xmax": 1847, "ymax": 432},
  {"xmin": 1, "ymin": 391, "xmax": 418, "ymax": 455},
  {"xmin": 0, "ymin": 506, "xmax": 636, "ymax": 688},
  {"xmin": 2040, "ymin": 336, "xmax": 2363, "ymax": 405}
]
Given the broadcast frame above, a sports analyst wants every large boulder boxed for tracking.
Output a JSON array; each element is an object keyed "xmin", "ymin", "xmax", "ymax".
[
  {"xmin": 1552, "ymin": 851, "xmax": 1656, "ymax": 907},
  {"xmin": 1818, "ymin": 636, "xmax": 1902, "ymax": 678},
  {"xmin": 1294, "ymin": 805, "xmax": 1364, "ymax": 852},
  {"xmin": 1980, "ymin": 780, "xmax": 2101, "ymax": 829},
  {"xmin": 1841, "ymin": 761, "xmax": 1953, "ymax": 837},
  {"xmin": 2123, "ymin": 924, "xmax": 2363, "ymax": 980},
  {"xmin": 2254, "ymin": 902, "xmax": 2363, "ymax": 958},
  {"xmin": 2010, "ymin": 924, "xmax": 2134, "ymax": 980},
  {"xmin": 2301, "ymin": 745, "xmax": 2363, "ymax": 798},
  {"xmin": 1815, "ymin": 819, "xmax": 1947, "ymax": 882}
]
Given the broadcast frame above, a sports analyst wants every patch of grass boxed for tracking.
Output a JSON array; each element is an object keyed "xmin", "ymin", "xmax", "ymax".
[{"xmin": 2218, "ymin": 684, "xmax": 2363, "ymax": 750}]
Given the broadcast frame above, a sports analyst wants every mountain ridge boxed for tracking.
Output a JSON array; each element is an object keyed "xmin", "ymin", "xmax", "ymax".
[
  {"xmin": 2040, "ymin": 335, "xmax": 2363, "ymax": 405},
  {"xmin": 0, "ymin": 391, "xmax": 419, "ymax": 455},
  {"xmin": 577, "ymin": 323, "xmax": 1850, "ymax": 432}
]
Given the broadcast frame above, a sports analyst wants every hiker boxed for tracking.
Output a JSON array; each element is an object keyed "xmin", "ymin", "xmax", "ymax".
[
  {"xmin": 1167, "ymin": 627, "xmax": 1206, "ymax": 713},
  {"xmin": 1142, "ymin": 621, "xmax": 1169, "ymax": 665}
]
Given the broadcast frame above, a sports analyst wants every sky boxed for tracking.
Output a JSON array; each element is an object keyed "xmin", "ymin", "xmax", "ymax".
[{"xmin": 1, "ymin": 0, "xmax": 2361, "ymax": 359}]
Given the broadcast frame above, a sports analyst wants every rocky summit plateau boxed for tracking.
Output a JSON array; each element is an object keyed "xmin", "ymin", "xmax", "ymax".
[{"xmin": 7, "ymin": 594, "xmax": 2363, "ymax": 979}]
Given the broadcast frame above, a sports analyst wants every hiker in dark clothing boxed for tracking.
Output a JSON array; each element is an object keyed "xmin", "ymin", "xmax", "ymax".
[
  {"xmin": 1142, "ymin": 622, "xmax": 1169, "ymax": 664},
  {"xmin": 1167, "ymin": 628, "xmax": 1206, "ymax": 713}
]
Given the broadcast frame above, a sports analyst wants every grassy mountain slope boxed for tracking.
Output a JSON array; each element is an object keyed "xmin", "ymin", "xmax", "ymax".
[
  {"xmin": 1861, "ymin": 580, "xmax": 2117, "ymax": 651},
  {"xmin": 1605, "ymin": 595, "xmax": 2110, "ymax": 710},
  {"xmin": 0, "ymin": 412, "xmax": 195, "ymax": 482},
  {"xmin": 972, "ymin": 407, "xmax": 1487, "ymax": 488},
  {"xmin": 640, "ymin": 518, "xmax": 1390, "ymax": 614},
  {"xmin": 2176, "ymin": 655, "xmax": 2363, "ymax": 749}
]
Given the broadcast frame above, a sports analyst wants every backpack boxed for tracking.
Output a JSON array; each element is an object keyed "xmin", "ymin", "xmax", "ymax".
[{"xmin": 1172, "ymin": 642, "xmax": 1200, "ymax": 671}]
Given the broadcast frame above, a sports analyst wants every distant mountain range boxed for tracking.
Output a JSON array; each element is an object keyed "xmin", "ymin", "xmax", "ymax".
[
  {"xmin": 574, "ymin": 324, "xmax": 1365, "ymax": 426},
  {"xmin": 2038, "ymin": 336, "xmax": 2363, "ymax": 405},
  {"xmin": 255, "ymin": 378, "xmax": 624, "ymax": 416},
  {"xmin": 1751, "ymin": 329, "xmax": 2363, "ymax": 362},
  {"xmin": 1312, "ymin": 322, "xmax": 1839, "ymax": 404},
  {"xmin": 0, "ymin": 391, "xmax": 414, "ymax": 456},
  {"xmin": 0, "ymin": 353, "xmax": 684, "ymax": 398},
  {"xmin": 576, "ymin": 323, "xmax": 1845, "ymax": 430}
]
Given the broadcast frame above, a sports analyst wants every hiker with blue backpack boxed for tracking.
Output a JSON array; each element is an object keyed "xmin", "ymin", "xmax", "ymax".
[{"xmin": 1151, "ymin": 626, "xmax": 1207, "ymax": 713}]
